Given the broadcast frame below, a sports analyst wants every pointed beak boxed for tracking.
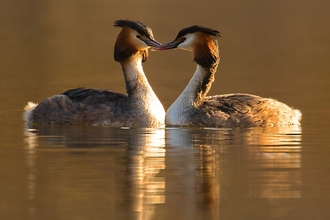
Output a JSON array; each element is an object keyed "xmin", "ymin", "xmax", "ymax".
[
  {"xmin": 145, "ymin": 38, "xmax": 162, "ymax": 48},
  {"xmin": 153, "ymin": 41, "xmax": 180, "ymax": 51}
]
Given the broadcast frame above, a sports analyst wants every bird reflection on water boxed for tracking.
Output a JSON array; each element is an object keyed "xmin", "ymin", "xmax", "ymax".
[
  {"xmin": 24, "ymin": 126, "xmax": 165, "ymax": 220},
  {"xmin": 166, "ymin": 126, "xmax": 301, "ymax": 219},
  {"xmin": 24, "ymin": 126, "xmax": 301, "ymax": 219}
]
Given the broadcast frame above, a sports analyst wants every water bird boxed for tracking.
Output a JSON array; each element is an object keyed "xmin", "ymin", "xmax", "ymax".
[
  {"xmin": 157, "ymin": 25, "xmax": 301, "ymax": 127},
  {"xmin": 24, "ymin": 20, "xmax": 165, "ymax": 127}
]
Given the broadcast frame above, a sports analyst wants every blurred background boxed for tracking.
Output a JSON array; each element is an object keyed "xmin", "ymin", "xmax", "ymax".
[
  {"xmin": 1, "ymin": 0, "xmax": 329, "ymax": 113},
  {"xmin": 1, "ymin": 0, "xmax": 330, "ymax": 219}
]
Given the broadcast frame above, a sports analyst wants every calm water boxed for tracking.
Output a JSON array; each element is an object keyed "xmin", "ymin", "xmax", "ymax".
[{"xmin": 1, "ymin": 0, "xmax": 330, "ymax": 219}]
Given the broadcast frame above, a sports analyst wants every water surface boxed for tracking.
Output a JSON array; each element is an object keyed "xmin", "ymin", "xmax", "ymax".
[{"xmin": 1, "ymin": 0, "xmax": 330, "ymax": 219}]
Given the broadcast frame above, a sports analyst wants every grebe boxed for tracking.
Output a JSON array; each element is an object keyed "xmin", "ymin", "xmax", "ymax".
[
  {"xmin": 157, "ymin": 26, "xmax": 301, "ymax": 127},
  {"xmin": 24, "ymin": 20, "xmax": 165, "ymax": 127}
]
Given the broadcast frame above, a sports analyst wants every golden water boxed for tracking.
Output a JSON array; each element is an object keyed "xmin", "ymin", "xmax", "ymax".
[{"xmin": 1, "ymin": 0, "xmax": 330, "ymax": 219}]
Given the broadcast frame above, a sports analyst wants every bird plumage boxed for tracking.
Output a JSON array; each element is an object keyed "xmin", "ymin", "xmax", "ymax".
[
  {"xmin": 23, "ymin": 20, "xmax": 165, "ymax": 127},
  {"xmin": 157, "ymin": 25, "xmax": 301, "ymax": 127}
]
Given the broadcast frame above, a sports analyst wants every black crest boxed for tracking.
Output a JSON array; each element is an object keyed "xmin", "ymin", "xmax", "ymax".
[
  {"xmin": 114, "ymin": 20, "xmax": 152, "ymax": 62},
  {"xmin": 176, "ymin": 25, "xmax": 221, "ymax": 39},
  {"xmin": 114, "ymin": 19, "xmax": 154, "ymax": 39}
]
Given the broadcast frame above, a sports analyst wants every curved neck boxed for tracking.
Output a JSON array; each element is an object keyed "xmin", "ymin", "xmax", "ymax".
[
  {"xmin": 120, "ymin": 52, "xmax": 165, "ymax": 126},
  {"xmin": 120, "ymin": 52, "xmax": 153, "ymax": 97},
  {"xmin": 179, "ymin": 62, "xmax": 218, "ymax": 107},
  {"xmin": 183, "ymin": 36, "xmax": 220, "ymax": 105}
]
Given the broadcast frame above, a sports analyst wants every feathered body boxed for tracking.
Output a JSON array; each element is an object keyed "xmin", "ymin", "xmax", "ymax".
[
  {"xmin": 158, "ymin": 26, "xmax": 301, "ymax": 127},
  {"xmin": 24, "ymin": 20, "xmax": 165, "ymax": 127}
]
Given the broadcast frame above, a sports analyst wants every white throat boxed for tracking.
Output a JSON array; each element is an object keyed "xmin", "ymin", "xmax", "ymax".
[
  {"xmin": 122, "ymin": 55, "xmax": 165, "ymax": 126},
  {"xmin": 166, "ymin": 65, "xmax": 206, "ymax": 125}
]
